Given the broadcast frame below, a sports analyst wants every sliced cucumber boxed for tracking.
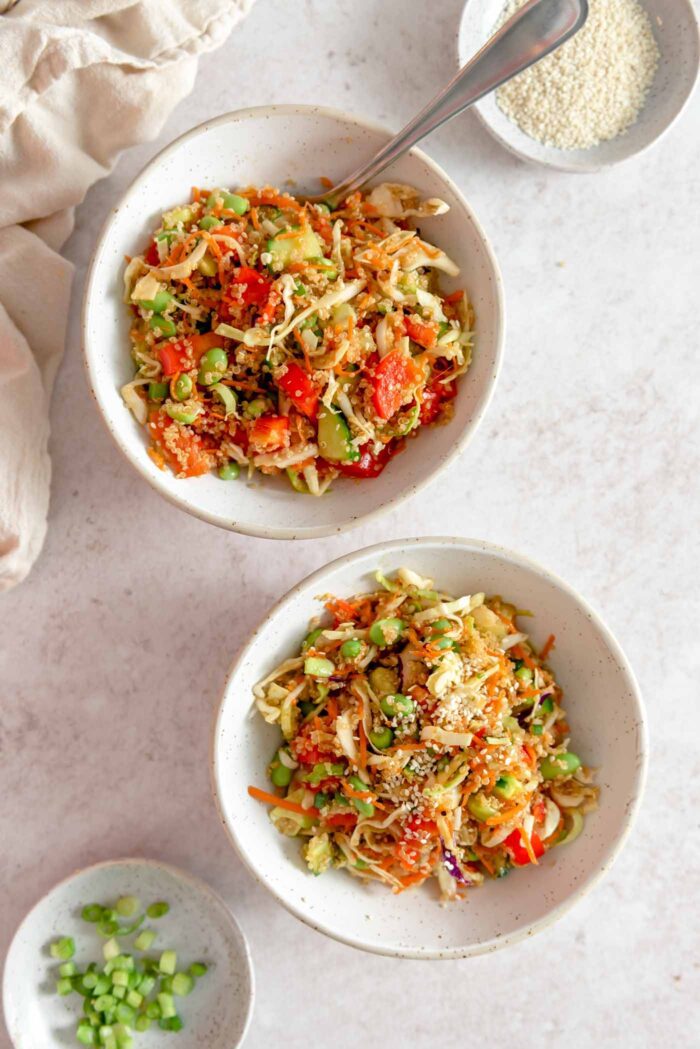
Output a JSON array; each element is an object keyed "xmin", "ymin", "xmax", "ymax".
[
  {"xmin": 317, "ymin": 407, "xmax": 359, "ymax": 462},
  {"xmin": 267, "ymin": 227, "xmax": 322, "ymax": 270}
]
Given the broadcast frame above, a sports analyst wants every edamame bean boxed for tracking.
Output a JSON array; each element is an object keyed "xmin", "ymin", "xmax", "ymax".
[
  {"xmin": 433, "ymin": 637, "xmax": 459, "ymax": 651},
  {"xmin": 173, "ymin": 374, "xmax": 193, "ymax": 401},
  {"xmin": 431, "ymin": 618, "xmax": 452, "ymax": 633},
  {"xmin": 301, "ymin": 627, "xmax": 323, "ymax": 652},
  {"xmin": 165, "ymin": 402, "xmax": 201, "ymax": 425},
  {"xmin": 226, "ymin": 193, "xmax": 249, "ymax": 215},
  {"xmin": 149, "ymin": 315, "xmax": 177, "ymax": 337},
  {"xmin": 379, "ymin": 693, "xmax": 414, "ymax": 718},
  {"xmin": 270, "ymin": 751, "xmax": 293, "ymax": 787},
  {"xmin": 540, "ymin": 752, "xmax": 581, "ymax": 780},
  {"xmin": 369, "ymin": 727, "xmax": 393, "ymax": 749},
  {"xmin": 494, "ymin": 774, "xmax": 520, "ymax": 800},
  {"xmin": 369, "ymin": 617, "xmax": 405, "ymax": 647},
  {"xmin": 198, "ymin": 215, "xmax": 219, "ymax": 231},
  {"xmin": 340, "ymin": 639, "xmax": 362, "ymax": 660},
  {"xmin": 139, "ymin": 290, "xmax": 173, "ymax": 313},
  {"xmin": 304, "ymin": 656, "xmax": 334, "ymax": 678},
  {"xmin": 218, "ymin": 462, "xmax": 240, "ymax": 480},
  {"xmin": 197, "ymin": 347, "xmax": 228, "ymax": 385}
]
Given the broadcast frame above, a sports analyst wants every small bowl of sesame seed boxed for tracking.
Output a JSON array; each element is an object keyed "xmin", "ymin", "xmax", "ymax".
[{"xmin": 458, "ymin": 0, "xmax": 699, "ymax": 172}]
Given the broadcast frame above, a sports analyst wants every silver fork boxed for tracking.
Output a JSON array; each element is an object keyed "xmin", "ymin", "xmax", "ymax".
[{"xmin": 306, "ymin": 0, "xmax": 588, "ymax": 206}]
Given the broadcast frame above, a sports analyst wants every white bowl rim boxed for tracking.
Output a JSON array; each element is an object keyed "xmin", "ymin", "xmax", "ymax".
[
  {"xmin": 81, "ymin": 104, "xmax": 506, "ymax": 540},
  {"xmin": 457, "ymin": 0, "xmax": 700, "ymax": 173},
  {"xmin": 2, "ymin": 856, "xmax": 256, "ymax": 1047},
  {"xmin": 211, "ymin": 534, "xmax": 648, "ymax": 959}
]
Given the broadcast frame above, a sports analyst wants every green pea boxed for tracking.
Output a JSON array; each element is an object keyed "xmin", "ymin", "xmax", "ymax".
[
  {"xmin": 540, "ymin": 752, "xmax": 581, "ymax": 780},
  {"xmin": 81, "ymin": 904, "xmax": 104, "ymax": 923},
  {"xmin": 148, "ymin": 381, "xmax": 169, "ymax": 401},
  {"xmin": 198, "ymin": 215, "xmax": 219, "ymax": 231},
  {"xmin": 149, "ymin": 315, "xmax": 177, "ymax": 337},
  {"xmin": 302, "ymin": 627, "xmax": 323, "ymax": 652},
  {"xmin": 369, "ymin": 617, "xmax": 405, "ymax": 647},
  {"xmin": 197, "ymin": 253, "xmax": 218, "ymax": 277},
  {"xmin": 515, "ymin": 665, "xmax": 533, "ymax": 685},
  {"xmin": 431, "ymin": 618, "xmax": 452, "ymax": 633},
  {"xmin": 348, "ymin": 775, "xmax": 374, "ymax": 817},
  {"xmin": 218, "ymin": 462, "xmax": 240, "ymax": 481},
  {"xmin": 379, "ymin": 693, "xmax": 414, "ymax": 718},
  {"xmin": 340, "ymin": 639, "xmax": 362, "ymax": 660},
  {"xmin": 173, "ymin": 374, "xmax": 193, "ymax": 401},
  {"xmin": 369, "ymin": 727, "xmax": 394, "ymax": 749},
  {"xmin": 139, "ymin": 290, "xmax": 172, "ymax": 313},
  {"xmin": 270, "ymin": 751, "xmax": 293, "ymax": 787},
  {"xmin": 165, "ymin": 402, "xmax": 201, "ymax": 425}
]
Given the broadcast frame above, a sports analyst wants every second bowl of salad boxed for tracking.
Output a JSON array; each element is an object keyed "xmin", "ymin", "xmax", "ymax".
[
  {"xmin": 212, "ymin": 536, "xmax": 646, "ymax": 958},
  {"xmin": 83, "ymin": 105, "xmax": 504, "ymax": 538}
]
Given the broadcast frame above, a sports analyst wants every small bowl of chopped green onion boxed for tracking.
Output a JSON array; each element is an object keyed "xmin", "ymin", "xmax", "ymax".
[
  {"xmin": 3, "ymin": 858, "xmax": 254, "ymax": 1049},
  {"xmin": 458, "ymin": 0, "xmax": 699, "ymax": 172}
]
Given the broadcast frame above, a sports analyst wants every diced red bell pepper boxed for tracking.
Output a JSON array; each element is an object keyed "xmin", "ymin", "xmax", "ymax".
[
  {"xmin": 504, "ymin": 828, "xmax": 545, "ymax": 867},
  {"xmin": 276, "ymin": 363, "xmax": 319, "ymax": 419},
  {"xmin": 371, "ymin": 351, "xmax": 423, "ymax": 420},
  {"xmin": 405, "ymin": 315, "xmax": 438, "ymax": 349},
  {"xmin": 419, "ymin": 377, "xmax": 457, "ymax": 425},
  {"xmin": 325, "ymin": 813, "xmax": 358, "ymax": 831},
  {"xmin": 157, "ymin": 332, "xmax": 224, "ymax": 377},
  {"xmin": 250, "ymin": 414, "xmax": 289, "ymax": 451},
  {"xmin": 147, "ymin": 409, "xmax": 211, "ymax": 477},
  {"xmin": 144, "ymin": 241, "xmax": 160, "ymax": 267},
  {"xmin": 232, "ymin": 266, "xmax": 271, "ymax": 306},
  {"xmin": 332, "ymin": 439, "xmax": 403, "ymax": 479}
]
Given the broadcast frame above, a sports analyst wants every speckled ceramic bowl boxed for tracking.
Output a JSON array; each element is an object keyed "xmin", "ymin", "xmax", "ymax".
[
  {"xmin": 458, "ymin": 0, "xmax": 700, "ymax": 172},
  {"xmin": 82, "ymin": 105, "xmax": 504, "ymax": 539},
  {"xmin": 3, "ymin": 858, "xmax": 254, "ymax": 1048},
  {"xmin": 212, "ymin": 536, "xmax": 647, "ymax": 959}
]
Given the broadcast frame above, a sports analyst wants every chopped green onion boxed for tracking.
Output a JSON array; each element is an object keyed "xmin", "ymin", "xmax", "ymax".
[
  {"xmin": 159, "ymin": 949, "xmax": 177, "ymax": 975},
  {"xmin": 81, "ymin": 904, "xmax": 104, "ymax": 923},
  {"xmin": 188, "ymin": 962, "xmax": 208, "ymax": 977},
  {"xmin": 50, "ymin": 937, "xmax": 75, "ymax": 960},
  {"xmin": 172, "ymin": 972, "xmax": 193, "ymax": 996},
  {"xmin": 147, "ymin": 901, "xmax": 170, "ymax": 920},
  {"xmin": 56, "ymin": 977, "xmax": 74, "ymax": 996},
  {"xmin": 103, "ymin": 939, "xmax": 120, "ymax": 962},
  {"xmin": 157, "ymin": 992, "xmax": 176, "ymax": 1020},
  {"xmin": 134, "ymin": 929, "xmax": 155, "ymax": 951}
]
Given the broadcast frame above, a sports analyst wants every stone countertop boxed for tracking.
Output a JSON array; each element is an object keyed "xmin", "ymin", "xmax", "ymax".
[{"xmin": 1, "ymin": 1, "xmax": 698, "ymax": 1046}]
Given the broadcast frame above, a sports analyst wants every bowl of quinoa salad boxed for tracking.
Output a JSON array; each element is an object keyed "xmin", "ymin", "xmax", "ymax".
[
  {"xmin": 83, "ymin": 106, "xmax": 504, "ymax": 538},
  {"xmin": 213, "ymin": 537, "xmax": 647, "ymax": 958}
]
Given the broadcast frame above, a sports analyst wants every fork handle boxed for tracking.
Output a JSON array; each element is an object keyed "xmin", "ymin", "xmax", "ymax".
[{"xmin": 324, "ymin": 0, "xmax": 587, "ymax": 205}]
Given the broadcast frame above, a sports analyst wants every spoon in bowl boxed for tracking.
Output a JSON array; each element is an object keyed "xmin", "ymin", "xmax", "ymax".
[{"xmin": 308, "ymin": 0, "xmax": 588, "ymax": 206}]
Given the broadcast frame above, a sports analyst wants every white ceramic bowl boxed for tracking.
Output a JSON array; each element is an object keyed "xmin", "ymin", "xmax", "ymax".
[
  {"xmin": 3, "ymin": 858, "xmax": 254, "ymax": 1049},
  {"xmin": 212, "ymin": 536, "xmax": 647, "ymax": 959},
  {"xmin": 458, "ymin": 0, "xmax": 700, "ymax": 172},
  {"xmin": 82, "ymin": 106, "xmax": 504, "ymax": 539}
]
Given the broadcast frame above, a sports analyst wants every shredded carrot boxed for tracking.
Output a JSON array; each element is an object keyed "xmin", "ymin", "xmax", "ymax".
[
  {"xmin": 319, "ymin": 176, "xmax": 333, "ymax": 189},
  {"xmin": 247, "ymin": 785, "xmax": 318, "ymax": 817},
  {"xmin": 540, "ymin": 634, "xmax": 556, "ymax": 660},
  {"xmin": 522, "ymin": 743, "xmax": 537, "ymax": 767},
  {"xmin": 485, "ymin": 800, "xmax": 528, "ymax": 827},
  {"xmin": 191, "ymin": 186, "xmax": 201, "ymax": 203},
  {"xmin": 443, "ymin": 289, "xmax": 465, "ymax": 304},
  {"xmin": 250, "ymin": 207, "xmax": 261, "ymax": 231},
  {"xmin": 326, "ymin": 696, "xmax": 338, "ymax": 722},
  {"xmin": 341, "ymin": 781, "xmax": 374, "ymax": 803},
  {"xmin": 511, "ymin": 644, "xmax": 537, "ymax": 671}
]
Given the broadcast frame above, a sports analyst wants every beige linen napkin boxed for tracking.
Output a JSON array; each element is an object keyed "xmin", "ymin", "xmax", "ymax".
[{"xmin": 0, "ymin": 0, "xmax": 255, "ymax": 591}]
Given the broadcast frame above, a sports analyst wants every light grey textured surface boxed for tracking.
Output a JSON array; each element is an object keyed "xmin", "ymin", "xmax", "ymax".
[{"xmin": 1, "ymin": 1, "xmax": 698, "ymax": 1047}]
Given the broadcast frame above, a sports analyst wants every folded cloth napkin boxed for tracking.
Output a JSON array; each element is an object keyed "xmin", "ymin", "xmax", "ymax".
[{"xmin": 0, "ymin": 0, "xmax": 255, "ymax": 591}]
